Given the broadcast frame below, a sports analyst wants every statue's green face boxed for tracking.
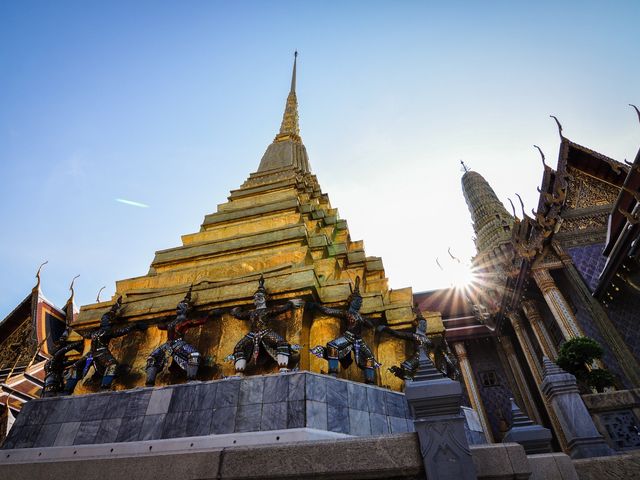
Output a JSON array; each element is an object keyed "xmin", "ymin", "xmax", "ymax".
[{"xmin": 254, "ymin": 292, "xmax": 267, "ymax": 309}]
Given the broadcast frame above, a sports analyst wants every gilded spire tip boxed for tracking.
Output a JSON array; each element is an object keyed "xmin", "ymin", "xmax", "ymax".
[{"xmin": 275, "ymin": 52, "xmax": 301, "ymax": 142}]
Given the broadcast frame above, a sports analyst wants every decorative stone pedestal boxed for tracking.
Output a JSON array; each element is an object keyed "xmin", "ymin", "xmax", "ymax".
[
  {"xmin": 502, "ymin": 398, "xmax": 552, "ymax": 454},
  {"xmin": 2, "ymin": 371, "xmax": 414, "ymax": 449},
  {"xmin": 404, "ymin": 350, "xmax": 477, "ymax": 480},
  {"xmin": 540, "ymin": 357, "xmax": 613, "ymax": 459}
]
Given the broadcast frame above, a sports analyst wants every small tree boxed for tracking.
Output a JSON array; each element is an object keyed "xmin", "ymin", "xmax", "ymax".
[{"xmin": 556, "ymin": 336, "xmax": 615, "ymax": 393}]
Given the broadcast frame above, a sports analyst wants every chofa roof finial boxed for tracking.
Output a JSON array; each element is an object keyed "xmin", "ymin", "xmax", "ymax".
[
  {"xmin": 34, "ymin": 260, "xmax": 48, "ymax": 290},
  {"xmin": 550, "ymin": 115, "xmax": 563, "ymax": 139},
  {"xmin": 630, "ymin": 104, "xmax": 640, "ymax": 125},
  {"xmin": 96, "ymin": 286, "xmax": 106, "ymax": 303},
  {"xmin": 533, "ymin": 145, "xmax": 548, "ymax": 169}
]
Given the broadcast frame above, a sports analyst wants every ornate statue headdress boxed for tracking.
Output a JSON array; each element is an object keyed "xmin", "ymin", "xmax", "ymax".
[
  {"xmin": 347, "ymin": 276, "xmax": 362, "ymax": 307},
  {"xmin": 255, "ymin": 274, "xmax": 267, "ymax": 296},
  {"xmin": 100, "ymin": 296, "xmax": 122, "ymax": 327}
]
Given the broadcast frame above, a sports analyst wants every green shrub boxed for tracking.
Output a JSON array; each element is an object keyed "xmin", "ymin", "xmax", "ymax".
[{"xmin": 556, "ymin": 337, "xmax": 614, "ymax": 393}]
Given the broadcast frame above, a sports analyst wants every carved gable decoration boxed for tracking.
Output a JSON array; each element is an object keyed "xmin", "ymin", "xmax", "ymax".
[{"xmin": 565, "ymin": 167, "xmax": 620, "ymax": 210}]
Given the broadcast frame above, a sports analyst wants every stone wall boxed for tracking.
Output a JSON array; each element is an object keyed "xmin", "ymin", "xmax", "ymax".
[
  {"xmin": 2, "ymin": 372, "xmax": 414, "ymax": 449},
  {"xmin": 573, "ymin": 451, "xmax": 640, "ymax": 480},
  {"xmin": 582, "ymin": 388, "xmax": 640, "ymax": 452},
  {"xmin": 0, "ymin": 433, "xmax": 583, "ymax": 480}
]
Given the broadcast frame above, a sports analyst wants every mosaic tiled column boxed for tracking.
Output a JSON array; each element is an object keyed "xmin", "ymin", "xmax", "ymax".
[
  {"xmin": 508, "ymin": 311, "xmax": 568, "ymax": 452},
  {"xmin": 532, "ymin": 268, "xmax": 583, "ymax": 340},
  {"xmin": 521, "ymin": 299, "xmax": 559, "ymax": 361},
  {"xmin": 499, "ymin": 334, "xmax": 542, "ymax": 424},
  {"xmin": 508, "ymin": 312, "xmax": 542, "ymax": 382},
  {"xmin": 453, "ymin": 342, "xmax": 494, "ymax": 443}
]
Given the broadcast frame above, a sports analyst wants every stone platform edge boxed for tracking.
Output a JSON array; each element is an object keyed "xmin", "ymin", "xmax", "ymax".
[{"xmin": 0, "ymin": 432, "xmax": 585, "ymax": 480}]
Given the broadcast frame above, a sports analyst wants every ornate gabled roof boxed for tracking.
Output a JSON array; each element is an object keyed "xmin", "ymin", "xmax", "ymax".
[{"xmin": 462, "ymin": 169, "xmax": 514, "ymax": 254}]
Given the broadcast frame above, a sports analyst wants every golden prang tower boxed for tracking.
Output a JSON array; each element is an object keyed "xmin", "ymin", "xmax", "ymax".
[{"xmin": 73, "ymin": 54, "xmax": 441, "ymax": 392}]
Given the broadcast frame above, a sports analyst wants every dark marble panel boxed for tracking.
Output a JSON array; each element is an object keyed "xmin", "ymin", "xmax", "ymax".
[
  {"xmin": 82, "ymin": 394, "xmax": 111, "ymax": 421},
  {"xmin": 73, "ymin": 420, "xmax": 101, "ymax": 445},
  {"xmin": 389, "ymin": 416, "xmax": 409, "ymax": 434},
  {"xmin": 126, "ymin": 390, "xmax": 152, "ymax": 417},
  {"xmin": 104, "ymin": 393, "xmax": 130, "ymax": 419},
  {"xmin": 169, "ymin": 384, "xmax": 197, "ymax": 412},
  {"xmin": 13, "ymin": 401, "xmax": 33, "ymax": 428},
  {"xmin": 260, "ymin": 402, "xmax": 287, "ymax": 431},
  {"xmin": 287, "ymin": 400, "xmax": 305, "ymax": 429},
  {"xmin": 288, "ymin": 374, "xmax": 305, "ymax": 401},
  {"xmin": 53, "ymin": 421, "xmax": 81, "ymax": 446},
  {"xmin": 34, "ymin": 423, "xmax": 62, "ymax": 447},
  {"xmin": 13, "ymin": 424, "xmax": 41, "ymax": 449},
  {"xmin": 263, "ymin": 375, "xmax": 288, "ymax": 403},
  {"xmin": 215, "ymin": 379, "xmax": 240, "ymax": 408},
  {"xmin": 239, "ymin": 377, "xmax": 265, "ymax": 405},
  {"xmin": 1, "ymin": 428, "xmax": 18, "ymax": 449},
  {"xmin": 94, "ymin": 418, "xmax": 123, "ymax": 444},
  {"xmin": 326, "ymin": 379, "xmax": 348, "ymax": 409},
  {"xmin": 115, "ymin": 416, "xmax": 144, "ymax": 442},
  {"xmin": 235, "ymin": 404, "xmax": 262, "ymax": 432},
  {"xmin": 306, "ymin": 400, "xmax": 327, "ymax": 431},
  {"xmin": 347, "ymin": 382, "xmax": 368, "ymax": 411},
  {"xmin": 366, "ymin": 387, "xmax": 387, "ymax": 415},
  {"xmin": 145, "ymin": 388, "xmax": 173, "ymax": 415},
  {"xmin": 24, "ymin": 400, "xmax": 54, "ymax": 426},
  {"xmin": 161, "ymin": 412, "xmax": 189, "ymax": 438},
  {"xmin": 306, "ymin": 375, "xmax": 327, "ymax": 402},
  {"xmin": 47, "ymin": 398, "xmax": 71, "ymax": 424},
  {"xmin": 210, "ymin": 406, "xmax": 237, "ymax": 435},
  {"xmin": 384, "ymin": 391, "xmax": 406, "ymax": 418},
  {"xmin": 65, "ymin": 396, "xmax": 91, "ymax": 422},
  {"xmin": 139, "ymin": 414, "xmax": 165, "ymax": 441},
  {"xmin": 369, "ymin": 413, "xmax": 390, "ymax": 436},
  {"xmin": 349, "ymin": 409, "xmax": 371, "ymax": 436},
  {"xmin": 186, "ymin": 409, "xmax": 212, "ymax": 437},
  {"xmin": 191, "ymin": 383, "xmax": 217, "ymax": 411},
  {"xmin": 327, "ymin": 404, "xmax": 349, "ymax": 434}
]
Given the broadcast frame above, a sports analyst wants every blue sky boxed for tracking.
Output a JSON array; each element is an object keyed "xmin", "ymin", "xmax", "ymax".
[{"xmin": 1, "ymin": 1, "xmax": 639, "ymax": 317}]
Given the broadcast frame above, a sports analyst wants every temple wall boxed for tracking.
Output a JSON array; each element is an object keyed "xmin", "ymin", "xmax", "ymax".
[
  {"xmin": 464, "ymin": 338, "xmax": 515, "ymax": 441},
  {"xmin": 551, "ymin": 269, "xmax": 628, "ymax": 388},
  {"xmin": 565, "ymin": 243, "xmax": 607, "ymax": 293},
  {"xmin": 602, "ymin": 281, "xmax": 640, "ymax": 366}
]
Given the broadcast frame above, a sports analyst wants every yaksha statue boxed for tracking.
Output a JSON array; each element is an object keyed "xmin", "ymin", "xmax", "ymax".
[
  {"xmin": 145, "ymin": 286, "xmax": 219, "ymax": 386},
  {"xmin": 66, "ymin": 296, "xmax": 146, "ymax": 392},
  {"xmin": 230, "ymin": 275, "xmax": 302, "ymax": 375},
  {"xmin": 309, "ymin": 277, "xmax": 381, "ymax": 384},
  {"xmin": 41, "ymin": 328, "xmax": 83, "ymax": 398},
  {"xmin": 380, "ymin": 306, "xmax": 459, "ymax": 381}
]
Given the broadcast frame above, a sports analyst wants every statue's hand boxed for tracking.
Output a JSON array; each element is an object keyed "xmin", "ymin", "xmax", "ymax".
[
  {"xmin": 289, "ymin": 299, "xmax": 304, "ymax": 309},
  {"xmin": 208, "ymin": 308, "xmax": 225, "ymax": 319},
  {"xmin": 413, "ymin": 333, "xmax": 428, "ymax": 343}
]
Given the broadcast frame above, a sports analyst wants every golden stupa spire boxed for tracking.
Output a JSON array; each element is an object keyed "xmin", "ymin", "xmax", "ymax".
[{"xmin": 275, "ymin": 51, "xmax": 301, "ymax": 143}]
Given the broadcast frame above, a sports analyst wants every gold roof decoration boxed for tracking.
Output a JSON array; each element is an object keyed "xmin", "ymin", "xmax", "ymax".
[
  {"xmin": 462, "ymin": 169, "xmax": 514, "ymax": 254},
  {"xmin": 258, "ymin": 51, "xmax": 310, "ymax": 173}
]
